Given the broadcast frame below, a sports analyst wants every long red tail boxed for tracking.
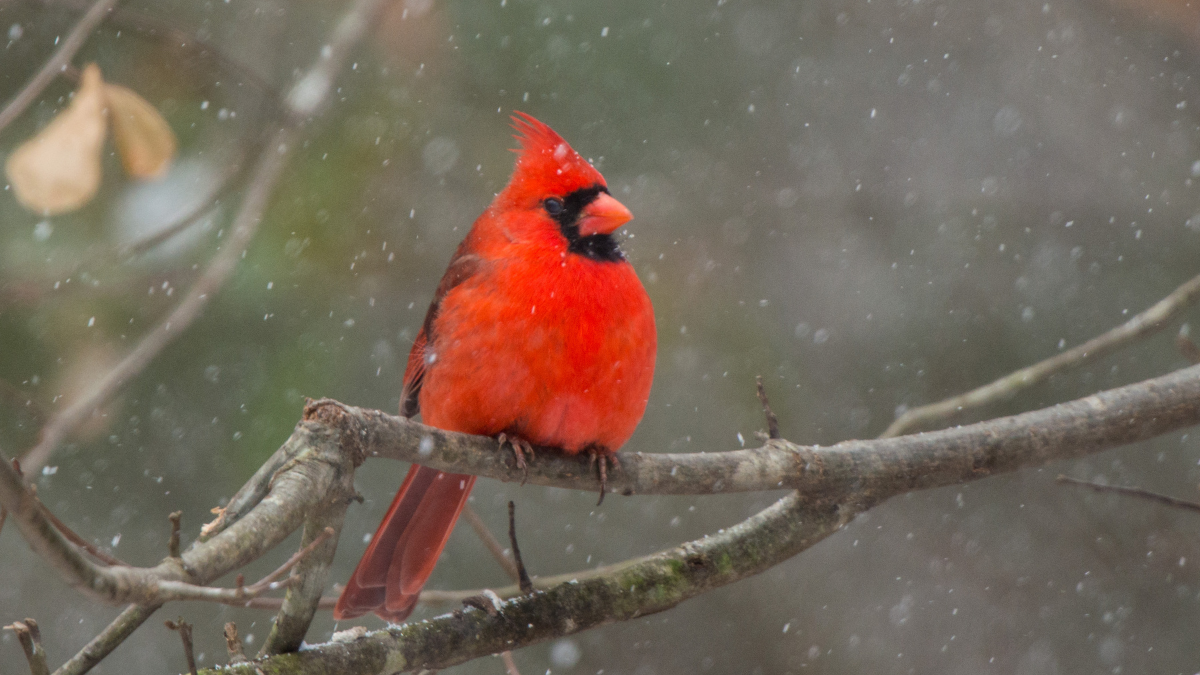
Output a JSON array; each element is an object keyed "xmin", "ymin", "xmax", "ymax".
[{"xmin": 334, "ymin": 466, "xmax": 476, "ymax": 621}]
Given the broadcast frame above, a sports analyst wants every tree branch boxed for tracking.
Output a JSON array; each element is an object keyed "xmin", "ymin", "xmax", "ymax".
[
  {"xmin": 204, "ymin": 492, "xmax": 854, "ymax": 675},
  {"xmin": 184, "ymin": 361, "xmax": 1200, "ymax": 673},
  {"xmin": 881, "ymin": 270, "xmax": 1200, "ymax": 437},
  {"xmin": 10, "ymin": 365, "xmax": 1198, "ymax": 673},
  {"xmin": 306, "ymin": 362, "xmax": 1200, "ymax": 500}
]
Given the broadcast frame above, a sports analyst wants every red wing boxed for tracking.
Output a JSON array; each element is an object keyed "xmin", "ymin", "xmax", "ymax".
[{"xmin": 400, "ymin": 249, "xmax": 482, "ymax": 418}]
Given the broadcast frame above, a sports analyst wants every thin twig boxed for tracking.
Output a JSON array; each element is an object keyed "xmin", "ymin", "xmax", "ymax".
[
  {"xmin": 755, "ymin": 376, "xmax": 780, "ymax": 440},
  {"xmin": 167, "ymin": 511, "xmax": 182, "ymax": 559},
  {"xmin": 6, "ymin": 463, "xmax": 128, "ymax": 566},
  {"xmin": 37, "ymin": 494, "xmax": 127, "ymax": 566},
  {"xmin": 462, "ymin": 504, "xmax": 520, "ymax": 583},
  {"xmin": 507, "ymin": 501, "xmax": 534, "ymax": 595},
  {"xmin": 1056, "ymin": 475, "xmax": 1200, "ymax": 513},
  {"xmin": 4, "ymin": 619, "xmax": 50, "ymax": 675},
  {"xmin": 89, "ymin": 149, "xmax": 250, "ymax": 269},
  {"xmin": 0, "ymin": 0, "xmax": 118, "ymax": 134},
  {"xmin": 164, "ymin": 618, "xmax": 197, "ymax": 675},
  {"xmin": 881, "ymin": 270, "xmax": 1200, "ymax": 437}
]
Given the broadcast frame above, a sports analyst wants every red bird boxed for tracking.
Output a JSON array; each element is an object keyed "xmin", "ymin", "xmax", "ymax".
[{"xmin": 334, "ymin": 114, "xmax": 657, "ymax": 622}]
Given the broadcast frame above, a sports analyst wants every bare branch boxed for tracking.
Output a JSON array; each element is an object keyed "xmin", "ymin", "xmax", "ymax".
[
  {"xmin": 258, "ymin": 520, "xmax": 348, "ymax": 656},
  {"xmin": 17, "ymin": 362, "xmax": 1199, "ymax": 673},
  {"xmin": 308, "ymin": 362, "xmax": 1200, "ymax": 499},
  {"xmin": 882, "ymin": 271, "xmax": 1200, "ymax": 437},
  {"xmin": 1056, "ymin": 475, "xmax": 1200, "ymax": 513},
  {"xmin": 205, "ymin": 492, "xmax": 855, "ymax": 675},
  {"xmin": 0, "ymin": 0, "xmax": 117, "ymax": 133}
]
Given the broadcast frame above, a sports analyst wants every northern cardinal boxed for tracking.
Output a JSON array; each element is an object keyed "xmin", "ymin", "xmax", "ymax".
[{"xmin": 333, "ymin": 113, "xmax": 657, "ymax": 622}]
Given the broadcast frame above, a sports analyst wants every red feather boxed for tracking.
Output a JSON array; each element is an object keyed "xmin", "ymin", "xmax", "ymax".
[{"xmin": 335, "ymin": 114, "xmax": 656, "ymax": 622}]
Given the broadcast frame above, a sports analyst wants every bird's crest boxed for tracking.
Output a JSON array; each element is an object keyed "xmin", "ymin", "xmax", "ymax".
[{"xmin": 508, "ymin": 112, "xmax": 605, "ymax": 196}]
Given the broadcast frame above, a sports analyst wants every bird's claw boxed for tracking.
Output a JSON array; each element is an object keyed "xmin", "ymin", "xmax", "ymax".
[
  {"xmin": 498, "ymin": 433, "xmax": 535, "ymax": 485},
  {"xmin": 588, "ymin": 448, "xmax": 618, "ymax": 506}
]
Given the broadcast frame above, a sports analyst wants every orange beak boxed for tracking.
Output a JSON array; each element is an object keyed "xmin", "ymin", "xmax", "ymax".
[{"xmin": 578, "ymin": 192, "xmax": 633, "ymax": 237}]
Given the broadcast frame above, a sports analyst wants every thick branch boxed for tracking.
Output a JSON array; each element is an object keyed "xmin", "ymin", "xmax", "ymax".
[
  {"xmin": 307, "ymin": 362, "xmax": 1200, "ymax": 500},
  {"xmin": 203, "ymin": 492, "xmax": 854, "ymax": 675},
  {"xmin": 258, "ymin": 503, "xmax": 354, "ymax": 654}
]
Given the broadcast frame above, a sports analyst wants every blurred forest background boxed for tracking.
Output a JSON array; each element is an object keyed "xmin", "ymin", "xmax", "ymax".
[{"xmin": 3, "ymin": 0, "xmax": 1200, "ymax": 672}]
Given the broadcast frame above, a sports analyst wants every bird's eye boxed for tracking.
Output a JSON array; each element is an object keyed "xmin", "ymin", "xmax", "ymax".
[{"xmin": 544, "ymin": 198, "xmax": 564, "ymax": 216}]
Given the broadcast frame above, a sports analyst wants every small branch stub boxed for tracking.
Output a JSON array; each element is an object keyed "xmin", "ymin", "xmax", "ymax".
[
  {"xmin": 224, "ymin": 622, "xmax": 249, "ymax": 664},
  {"xmin": 164, "ymin": 618, "xmax": 197, "ymax": 675},
  {"xmin": 756, "ymin": 376, "xmax": 781, "ymax": 440},
  {"xmin": 167, "ymin": 511, "xmax": 183, "ymax": 559},
  {"xmin": 5, "ymin": 618, "xmax": 49, "ymax": 675}
]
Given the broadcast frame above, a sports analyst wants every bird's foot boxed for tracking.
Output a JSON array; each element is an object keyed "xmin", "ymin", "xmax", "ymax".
[
  {"xmin": 497, "ymin": 433, "xmax": 535, "ymax": 484},
  {"xmin": 588, "ymin": 448, "xmax": 619, "ymax": 506}
]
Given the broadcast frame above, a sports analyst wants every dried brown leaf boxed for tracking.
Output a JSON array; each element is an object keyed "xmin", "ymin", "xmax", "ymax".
[
  {"xmin": 104, "ymin": 83, "xmax": 176, "ymax": 179},
  {"xmin": 5, "ymin": 63, "xmax": 107, "ymax": 215}
]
